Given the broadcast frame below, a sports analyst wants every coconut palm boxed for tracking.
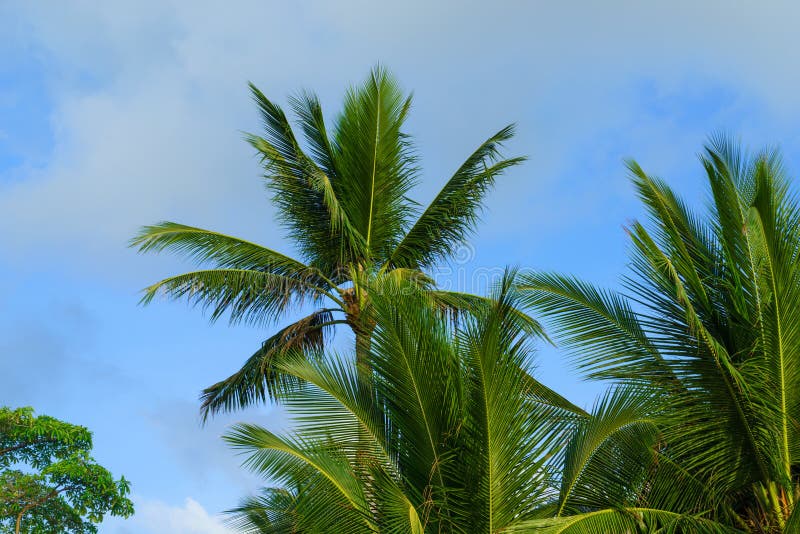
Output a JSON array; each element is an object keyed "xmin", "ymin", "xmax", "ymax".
[
  {"xmin": 516, "ymin": 137, "xmax": 800, "ymax": 532},
  {"xmin": 223, "ymin": 273, "xmax": 585, "ymax": 533},
  {"xmin": 131, "ymin": 66, "xmax": 527, "ymax": 418}
]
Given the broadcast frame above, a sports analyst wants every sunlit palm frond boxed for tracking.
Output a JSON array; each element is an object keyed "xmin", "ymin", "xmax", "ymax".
[
  {"xmin": 389, "ymin": 126, "xmax": 524, "ymax": 270},
  {"xmin": 332, "ymin": 65, "xmax": 418, "ymax": 262},
  {"xmin": 512, "ymin": 508, "xmax": 742, "ymax": 533},
  {"xmin": 224, "ymin": 423, "xmax": 374, "ymax": 533},
  {"xmin": 225, "ymin": 274, "xmax": 571, "ymax": 532},
  {"xmin": 130, "ymin": 222, "xmax": 328, "ymax": 282},
  {"xmin": 224, "ymin": 487, "xmax": 299, "ymax": 534},
  {"xmin": 452, "ymin": 272, "xmax": 566, "ymax": 531},
  {"xmin": 554, "ymin": 386, "xmax": 662, "ymax": 516}
]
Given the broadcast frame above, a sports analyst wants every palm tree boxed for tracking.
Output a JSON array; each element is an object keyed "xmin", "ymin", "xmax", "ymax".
[
  {"xmin": 131, "ymin": 66, "xmax": 527, "ymax": 418},
  {"xmin": 516, "ymin": 137, "xmax": 800, "ymax": 532},
  {"xmin": 223, "ymin": 273, "xmax": 585, "ymax": 533}
]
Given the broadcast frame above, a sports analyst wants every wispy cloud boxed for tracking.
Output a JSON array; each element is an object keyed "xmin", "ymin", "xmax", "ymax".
[
  {"xmin": 106, "ymin": 496, "xmax": 232, "ymax": 534},
  {"xmin": 3, "ymin": 1, "xmax": 800, "ymax": 274}
]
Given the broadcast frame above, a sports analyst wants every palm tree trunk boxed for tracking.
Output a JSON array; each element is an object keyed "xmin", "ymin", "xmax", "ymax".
[
  {"xmin": 342, "ymin": 287, "xmax": 380, "ymax": 524},
  {"xmin": 355, "ymin": 329, "xmax": 373, "ymax": 378}
]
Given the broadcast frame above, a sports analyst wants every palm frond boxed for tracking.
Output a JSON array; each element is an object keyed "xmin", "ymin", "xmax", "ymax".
[
  {"xmin": 332, "ymin": 65, "xmax": 418, "ymax": 262},
  {"xmin": 224, "ymin": 423, "xmax": 373, "ymax": 532},
  {"xmin": 200, "ymin": 310, "xmax": 345, "ymax": 418},
  {"xmin": 389, "ymin": 126, "xmax": 524, "ymax": 269},
  {"xmin": 511, "ymin": 507, "xmax": 742, "ymax": 533},
  {"xmin": 139, "ymin": 269, "xmax": 333, "ymax": 326},
  {"xmin": 554, "ymin": 386, "xmax": 662, "ymax": 516},
  {"xmin": 247, "ymin": 83, "xmax": 364, "ymax": 273},
  {"xmin": 130, "ymin": 222, "xmax": 330, "ymax": 283},
  {"xmin": 224, "ymin": 487, "xmax": 299, "ymax": 533},
  {"xmin": 431, "ymin": 289, "xmax": 548, "ymax": 342},
  {"xmin": 272, "ymin": 351, "xmax": 391, "ymax": 465},
  {"xmin": 515, "ymin": 271, "xmax": 675, "ymax": 386},
  {"xmin": 453, "ymin": 271, "xmax": 567, "ymax": 530}
]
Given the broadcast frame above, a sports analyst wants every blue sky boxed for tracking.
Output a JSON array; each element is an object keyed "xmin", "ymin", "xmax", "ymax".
[{"xmin": 3, "ymin": 1, "xmax": 800, "ymax": 532}]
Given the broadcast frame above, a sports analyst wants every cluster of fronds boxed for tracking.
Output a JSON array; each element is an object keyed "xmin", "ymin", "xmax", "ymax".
[{"xmin": 133, "ymin": 68, "xmax": 800, "ymax": 532}]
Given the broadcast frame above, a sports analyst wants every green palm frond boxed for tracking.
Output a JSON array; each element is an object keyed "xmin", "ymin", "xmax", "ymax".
[
  {"xmin": 271, "ymin": 352, "xmax": 393, "ymax": 467},
  {"xmin": 140, "ymin": 269, "xmax": 333, "ymax": 326},
  {"xmin": 332, "ymin": 65, "xmax": 418, "ymax": 263},
  {"xmin": 515, "ymin": 272, "xmax": 675, "ymax": 386},
  {"xmin": 453, "ymin": 272, "xmax": 566, "ymax": 531},
  {"xmin": 224, "ymin": 487, "xmax": 299, "ymax": 534},
  {"xmin": 365, "ymin": 281, "xmax": 461, "ymax": 518},
  {"xmin": 224, "ymin": 274, "xmax": 572, "ymax": 533},
  {"xmin": 130, "ymin": 222, "xmax": 330, "ymax": 282},
  {"xmin": 199, "ymin": 309, "xmax": 346, "ymax": 418},
  {"xmin": 511, "ymin": 508, "xmax": 742, "ymax": 533},
  {"xmin": 288, "ymin": 90, "xmax": 340, "ymax": 180},
  {"xmin": 224, "ymin": 424, "xmax": 374, "ymax": 533},
  {"xmin": 247, "ymin": 83, "xmax": 364, "ymax": 272},
  {"xmin": 389, "ymin": 126, "xmax": 525, "ymax": 270},
  {"xmin": 370, "ymin": 468, "xmax": 426, "ymax": 534},
  {"xmin": 431, "ymin": 289, "xmax": 548, "ymax": 341}
]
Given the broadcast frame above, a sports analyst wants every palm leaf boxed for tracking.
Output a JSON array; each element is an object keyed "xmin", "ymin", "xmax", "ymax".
[
  {"xmin": 247, "ymin": 83, "xmax": 364, "ymax": 273},
  {"xmin": 130, "ymin": 222, "xmax": 330, "ymax": 283},
  {"xmin": 139, "ymin": 269, "xmax": 333, "ymax": 326},
  {"xmin": 200, "ymin": 310, "xmax": 345, "ymax": 418},
  {"xmin": 224, "ymin": 487, "xmax": 299, "ymax": 533},
  {"xmin": 332, "ymin": 65, "xmax": 417, "ymax": 262},
  {"xmin": 224, "ymin": 423, "xmax": 373, "ymax": 532},
  {"xmin": 511, "ymin": 507, "xmax": 742, "ymax": 533},
  {"xmin": 389, "ymin": 126, "xmax": 525, "ymax": 269}
]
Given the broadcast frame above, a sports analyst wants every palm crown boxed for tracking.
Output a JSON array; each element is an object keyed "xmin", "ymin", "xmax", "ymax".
[
  {"xmin": 518, "ymin": 137, "xmax": 800, "ymax": 532},
  {"xmin": 131, "ymin": 66, "xmax": 525, "ymax": 418},
  {"xmin": 224, "ymin": 273, "xmax": 584, "ymax": 533}
]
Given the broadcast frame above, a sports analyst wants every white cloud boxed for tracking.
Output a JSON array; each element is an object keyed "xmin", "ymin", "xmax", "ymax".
[
  {"xmin": 108, "ymin": 497, "xmax": 233, "ymax": 534},
  {"xmin": 4, "ymin": 0, "xmax": 800, "ymax": 277}
]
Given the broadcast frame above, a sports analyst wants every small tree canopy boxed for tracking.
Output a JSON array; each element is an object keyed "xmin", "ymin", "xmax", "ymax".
[{"xmin": 0, "ymin": 407, "xmax": 134, "ymax": 534}]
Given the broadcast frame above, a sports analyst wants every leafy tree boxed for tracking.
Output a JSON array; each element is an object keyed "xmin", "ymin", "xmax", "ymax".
[
  {"xmin": 223, "ymin": 273, "xmax": 586, "ymax": 533},
  {"xmin": 0, "ymin": 407, "xmax": 133, "ymax": 534},
  {"xmin": 517, "ymin": 137, "xmax": 800, "ymax": 532},
  {"xmin": 131, "ymin": 66, "xmax": 528, "ymax": 419}
]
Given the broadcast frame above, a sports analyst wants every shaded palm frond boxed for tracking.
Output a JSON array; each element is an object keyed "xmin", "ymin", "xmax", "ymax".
[
  {"xmin": 139, "ymin": 269, "xmax": 332, "ymax": 327},
  {"xmin": 200, "ymin": 310, "xmax": 344, "ymax": 418}
]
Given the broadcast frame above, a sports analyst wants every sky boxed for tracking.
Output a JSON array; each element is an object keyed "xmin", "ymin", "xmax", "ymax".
[{"xmin": 2, "ymin": 1, "xmax": 800, "ymax": 531}]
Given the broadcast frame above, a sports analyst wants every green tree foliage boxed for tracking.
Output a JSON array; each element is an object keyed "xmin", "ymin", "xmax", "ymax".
[
  {"xmin": 222, "ymin": 273, "xmax": 585, "ymax": 533},
  {"xmin": 131, "ymin": 66, "xmax": 528, "ymax": 419},
  {"xmin": 0, "ymin": 407, "xmax": 133, "ymax": 534},
  {"xmin": 517, "ymin": 137, "xmax": 800, "ymax": 532}
]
